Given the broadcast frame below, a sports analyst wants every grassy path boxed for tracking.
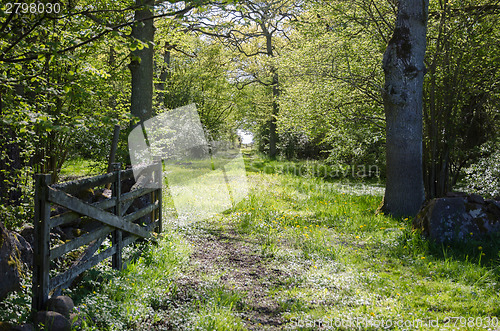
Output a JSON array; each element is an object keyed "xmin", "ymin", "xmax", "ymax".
[{"xmin": 186, "ymin": 226, "xmax": 286, "ymax": 329}]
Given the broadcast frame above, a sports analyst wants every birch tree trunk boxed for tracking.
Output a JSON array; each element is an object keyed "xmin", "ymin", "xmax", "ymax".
[{"xmin": 381, "ymin": 0, "xmax": 429, "ymax": 217}]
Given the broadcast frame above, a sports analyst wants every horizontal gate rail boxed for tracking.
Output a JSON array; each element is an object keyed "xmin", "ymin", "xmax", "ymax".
[
  {"xmin": 47, "ymin": 188, "xmax": 150, "ymax": 238},
  {"xmin": 49, "ymin": 225, "xmax": 114, "ymax": 260},
  {"xmin": 32, "ymin": 162, "xmax": 162, "ymax": 316},
  {"xmin": 50, "ymin": 197, "xmax": 117, "ymax": 228},
  {"xmin": 49, "ymin": 245, "xmax": 117, "ymax": 291}
]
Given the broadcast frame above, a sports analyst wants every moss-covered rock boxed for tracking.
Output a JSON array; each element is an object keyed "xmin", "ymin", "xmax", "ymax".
[
  {"xmin": 414, "ymin": 194, "xmax": 500, "ymax": 243},
  {"xmin": 0, "ymin": 221, "xmax": 21, "ymax": 300}
]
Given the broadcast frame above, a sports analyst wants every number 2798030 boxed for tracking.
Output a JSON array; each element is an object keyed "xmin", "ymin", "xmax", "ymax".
[{"xmin": 5, "ymin": 2, "xmax": 61, "ymax": 14}]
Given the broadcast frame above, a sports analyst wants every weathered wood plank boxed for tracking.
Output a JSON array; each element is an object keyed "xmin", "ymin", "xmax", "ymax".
[
  {"xmin": 49, "ymin": 246, "xmax": 117, "ymax": 291},
  {"xmin": 121, "ymin": 220, "xmax": 160, "ymax": 247},
  {"xmin": 153, "ymin": 163, "xmax": 163, "ymax": 233},
  {"xmin": 50, "ymin": 197, "xmax": 116, "ymax": 228},
  {"xmin": 157, "ymin": 188, "xmax": 162, "ymax": 233},
  {"xmin": 119, "ymin": 164, "xmax": 159, "ymax": 215},
  {"xmin": 121, "ymin": 163, "xmax": 155, "ymax": 182},
  {"xmin": 119, "ymin": 187, "xmax": 155, "ymax": 217},
  {"xmin": 51, "ymin": 172, "xmax": 117, "ymax": 195},
  {"xmin": 34, "ymin": 164, "xmax": 162, "ymax": 316},
  {"xmin": 48, "ymin": 188, "xmax": 150, "ymax": 238},
  {"xmin": 50, "ymin": 225, "xmax": 114, "ymax": 261},
  {"xmin": 53, "ymin": 236, "xmax": 107, "ymax": 295},
  {"xmin": 107, "ymin": 126, "xmax": 121, "ymax": 174},
  {"xmin": 122, "ymin": 232, "xmax": 138, "ymax": 248},
  {"xmin": 112, "ymin": 163, "xmax": 123, "ymax": 270},
  {"xmin": 51, "ymin": 221, "xmax": 160, "ymax": 292},
  {"xmin": 120, "ymin": 187, "xmax": 156, "ymax": 203},
  {"xmin": 146, "ymin": 220, "xmax": 160, "ymax": 232},
  {"xmin": 51, "ymin": 162, "xmax": 156, "ymax": 196},
  {"xmin": 123, "ymin": 200, "xmax": 159, "ymax": 224},
  {"xmin": 32, "ymin": 174, "xmax": 51, "ymax": 314},
  {"xmin": 119, "ymin": 187, "xmax": 153, "ymax": 217}
]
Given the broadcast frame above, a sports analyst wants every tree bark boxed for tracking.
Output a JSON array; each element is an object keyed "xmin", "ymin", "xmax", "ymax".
[
  {"xmin": 155, "ymin": 42, "xmax": 172, "ymax": 108},
  {"xmin": 267, "ymin": 32, "xmax": 278, "ymax": 159},
  {"xmin": 269, "ymin": 69, "xmax": 279, "ymax": 159},
  {"xmin": 381, "ymin": 0, "xmax": 428, "ymax": 217},
  {"xmin": 129, "ymin": 0, "xmax": 155, "ymax": 123}
]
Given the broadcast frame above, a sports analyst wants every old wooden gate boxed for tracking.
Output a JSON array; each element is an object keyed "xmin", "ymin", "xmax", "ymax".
[{"xmin": 32, "ymin": 163, "xmax": 162, "ymax": 313}]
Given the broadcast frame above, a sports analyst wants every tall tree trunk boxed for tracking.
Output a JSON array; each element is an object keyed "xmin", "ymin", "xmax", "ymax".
[
  {"xmin": 129, "ymin": 0, "xmax": 155, "ymax": 123},
  {"xmin": 381, "ymin": 0, "xmax": 429, "ymax": 217},
  {"xmin": 269, "ymin": 69, "xmax": 279, "ymax": 158},
  {"xmin": 109, "ymin": 46, "xmax": 118, "ymax": 110},
  {"xmin": 156, "ymin": 42, "xmax": 172, "ymax": 108},
  {"xmin": 266, "ymin": 32, "xmax": 278, "ymax": 159}
]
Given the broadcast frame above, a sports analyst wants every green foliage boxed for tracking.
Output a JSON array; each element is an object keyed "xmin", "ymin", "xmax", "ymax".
[
  {"xmin": 274, "ymin": 0, "xmax": 499, "ymax": 194},
  {"xmin": 0, "ymin": 0, "xmax": 133, "ymax": 188},
  {"xmin": 277, "ymin": 128, "xmax": 330, "ymax": 160},
  {"xmin": 0, "ymin": 274, "xmax": 32, "ymax": 324},
  {"xmin": 59, "ymin": 158, "xmax": 107, "ymax": 179},
  {"xmin": 464, "ymin": 141, "xmax": 500, "ymax": 197},
  {"xmin": 192, "ymin": 286, "xmax": 246, "ymax": 330},
  {"xmin": 245, "ymin": 153, "xmax": 381, "ymax": 181},
  {"xmin": 0, "ymin": 166, "xmax": 34, "ymax": 230},
  {"xmin": 423, "ymin": 0, "xmax": 500, "ymax": 196},
  {"xmin": 277, "ymin": 0, "xmax": 390, "ymax": 166},
  {"xmin": 153, "ymin": 27, "xmax": 242, "ymax": 142},
  {"xmin": 217, "ymin": 154, "xmax": 500, "ymax": 325},
  {"xmin": 67, "ymin": 232, "xmax": 192, "ymax": 330}
]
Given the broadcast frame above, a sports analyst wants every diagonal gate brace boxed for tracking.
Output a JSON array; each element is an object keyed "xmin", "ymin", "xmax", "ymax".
[{"xmin": 48, "ymin": 187, "xmax": 150, "ymax": 238}]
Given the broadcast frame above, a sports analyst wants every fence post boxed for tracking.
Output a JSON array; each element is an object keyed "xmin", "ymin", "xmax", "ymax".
[
  {"xmin": 105, "ymin": 125, "xmax": 121, "ymax": 190},
  {"xmin": 157, "ymin": 184, "xmax": 162, "ymax": 234},
  {"xmin": 157, "ymin": 160, "xmax": 162, "ymax": 234},
  {"xmin": 153, "ymin": 158, "xmax": 162, "ymax": 233},
  {"xmin": 32, "ymin": 174, "xmax": 51, "ymax": 316},
  {"xmin": 112, "ymin": 163, "xmax": 123, "ymax": 270}
]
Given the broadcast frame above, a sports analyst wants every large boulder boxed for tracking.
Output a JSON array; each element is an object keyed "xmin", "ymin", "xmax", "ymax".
[
  {"xmin": 10, "ymin": 231, "xmax": 33, "ymax": 268},
  {"xmin": 34, "ymin": 311, "xmax": 71, "ymax": 331},
  {"xmin": 46, "ymin": 296, "xmax": 74, "ymax": 319},
  {"xmin": 20, "ymin": 225, "xmax": 34, "ymax": 248},
  {"xmin": 414, "ymin": 194, "xmax": 500, "ymax": 243},
  {"xmin": 0, "ymin": 221, "xmax": 34, "ymax": 301},
  {"xmin": 0, "ymin": 222, "xmax": 21, "ymax": 300}
]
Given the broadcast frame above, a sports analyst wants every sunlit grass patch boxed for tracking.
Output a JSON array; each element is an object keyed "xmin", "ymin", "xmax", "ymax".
[
  {"xmin": 226, "ymin": 155, "xmax": 500, "ymax": 329},
  {"xmin": 192, "ymin": 285, "xmax": 246, "ymax": 330},
  {"xmin": 60, "ymin": 157, "xmax": 106, "ymax": 178},
  {"xmin": 69, "ymin": 230, "xmax": 192, "ymax": 330}
]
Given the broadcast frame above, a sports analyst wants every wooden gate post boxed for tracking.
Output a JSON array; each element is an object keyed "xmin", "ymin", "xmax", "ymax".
[
  {"xmin": 152, "ymin": 158, "xmax": 162, "ymax": 233},
  {"xmin": 32, "ymin": 174, "xmax": 51, "ymax": 315},
  {"xmin": 112, "ymin": 163, "xmax": 123, "ymax": 270},
  {"xmin": 156, "ymin": 160, "xmax": 162, "ymax": 233}
]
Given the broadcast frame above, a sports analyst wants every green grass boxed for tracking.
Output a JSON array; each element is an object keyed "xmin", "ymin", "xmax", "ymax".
[
  {"xmin": 61, "ymin": 229, "xmax": 198, "ymax": 330},
  {"xmin": 231, "ymin": 155, "xmax": 500, "ymax": 329},
  {"xmin": 59, "ymin": 158, "xmax": 107, "ymax": 179}
]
